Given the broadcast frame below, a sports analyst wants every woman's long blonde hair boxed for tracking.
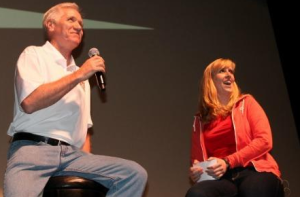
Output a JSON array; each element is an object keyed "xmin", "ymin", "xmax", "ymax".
[{"xmin": 198, "ymin": 58, "xmax": 241, "ymax": 123}]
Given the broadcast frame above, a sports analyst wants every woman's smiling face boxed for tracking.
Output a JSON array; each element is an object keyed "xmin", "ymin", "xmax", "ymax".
[{"xmin": 212, "ymin": 66, "xmax": 235, "ymax": 98}]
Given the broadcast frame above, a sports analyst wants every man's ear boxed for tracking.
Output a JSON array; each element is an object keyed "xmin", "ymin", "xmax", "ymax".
[{"xmin": 46, "ymin": 20, "xmax": 55, "ymax": 32}]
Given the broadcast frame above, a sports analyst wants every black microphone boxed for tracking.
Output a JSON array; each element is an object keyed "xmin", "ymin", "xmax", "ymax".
[{"xmin": 88, "ymin": 48, "xmax": 106, "ymax": 91}]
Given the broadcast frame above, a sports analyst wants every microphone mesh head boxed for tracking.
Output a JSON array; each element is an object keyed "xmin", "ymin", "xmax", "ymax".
[{"xmin": 88, "ymin": 48, "xmax": 100, "ymax": 57}]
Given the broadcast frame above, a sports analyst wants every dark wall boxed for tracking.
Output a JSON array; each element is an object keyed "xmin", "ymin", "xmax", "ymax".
[
  {"xmin": 0, "ymin": 1, "xmax": 299, "ymax": 196},
  {"xmin": 268, "ymin": 1, "xmax": 300, "ymax": 142}
]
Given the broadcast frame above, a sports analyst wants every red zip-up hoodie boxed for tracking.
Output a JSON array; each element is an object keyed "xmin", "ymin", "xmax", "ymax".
[{"xmin": 191, "ymin": 94, "xmax": 281, "ymax": 178}]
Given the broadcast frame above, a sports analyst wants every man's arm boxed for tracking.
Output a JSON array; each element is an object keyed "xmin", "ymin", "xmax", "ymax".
[{"xmin": 21, "ymin": 56, "xmax": 105, "ymax": 114}]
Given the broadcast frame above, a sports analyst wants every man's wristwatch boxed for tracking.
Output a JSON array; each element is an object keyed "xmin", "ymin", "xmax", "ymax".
[{"xmin": 222, "ymin": 158, "xmax": 230, "ymax": 169}]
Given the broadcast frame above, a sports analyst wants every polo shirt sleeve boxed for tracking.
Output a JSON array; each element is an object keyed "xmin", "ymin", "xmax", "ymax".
[{"xmin": 15, "ymin": 46, "xmax": 45, "ymax": 105}]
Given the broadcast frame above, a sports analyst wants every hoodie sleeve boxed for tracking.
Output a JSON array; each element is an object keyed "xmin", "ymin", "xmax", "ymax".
[
  {"xmin": 190, "ymin": 115, "xmax": 206, "ymax": 166},
  {"xmin": 227, "ymin": 95, "xmax": 273, "ymax": 168}
]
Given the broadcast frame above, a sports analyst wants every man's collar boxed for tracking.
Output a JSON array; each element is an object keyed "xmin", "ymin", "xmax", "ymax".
[{"xmin": 43, "ymin": 41, "xmax": 77, "ymax": 69}]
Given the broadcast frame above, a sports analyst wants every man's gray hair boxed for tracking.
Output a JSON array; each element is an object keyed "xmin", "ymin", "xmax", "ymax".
[{"xmin": 43, "ymin": 2, "xmax": 80, "ymax": 30}]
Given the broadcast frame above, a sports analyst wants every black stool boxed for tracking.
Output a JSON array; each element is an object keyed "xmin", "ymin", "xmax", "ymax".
[{"xmin": 43, "ymin": 176, "xmax": 108, "ymax": 197}]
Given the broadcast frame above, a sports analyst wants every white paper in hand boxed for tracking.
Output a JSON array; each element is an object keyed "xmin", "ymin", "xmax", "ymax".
[{"xmin": 194, "ymin": 159, "xmax": 217, "ymax": 182}]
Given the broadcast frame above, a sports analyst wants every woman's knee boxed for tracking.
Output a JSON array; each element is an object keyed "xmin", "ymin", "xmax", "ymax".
[
  {"xmin": 185, "ymin": 180, "xmax": 237, "ymax": 197},
  {"xmin": 186, "ymin": 186, "xmax": 205, "ymax": 197}
]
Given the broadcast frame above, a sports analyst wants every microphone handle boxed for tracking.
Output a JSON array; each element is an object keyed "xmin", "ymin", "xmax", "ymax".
[{"xmin": 95, "ymin": 71, "xmax": 106, "ymax": 91}]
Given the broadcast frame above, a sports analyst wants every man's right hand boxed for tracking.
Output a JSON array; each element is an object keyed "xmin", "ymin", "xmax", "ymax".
[{"xmin": 77, "ymin": 55, "xmax": 106, "ymax": 81}]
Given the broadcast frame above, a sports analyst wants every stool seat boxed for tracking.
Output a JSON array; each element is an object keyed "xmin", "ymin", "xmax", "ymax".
[{"xmin": 43, "ymin": 176, "xmax": 108, "ymax": 197}]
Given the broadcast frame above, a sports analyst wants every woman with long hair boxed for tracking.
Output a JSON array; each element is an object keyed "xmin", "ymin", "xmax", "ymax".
[{"xmin": 186, "ymin": 58, "xmax": 284, "ymax": 197}]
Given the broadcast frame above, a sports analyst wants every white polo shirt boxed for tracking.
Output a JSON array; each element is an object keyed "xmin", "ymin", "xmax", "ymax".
[{"xmin": 7, "ymin": 41, "xmax": 93, "ymax": 148}]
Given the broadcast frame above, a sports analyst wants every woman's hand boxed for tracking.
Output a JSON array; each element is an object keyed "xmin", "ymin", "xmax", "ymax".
[
  {"xmin": 189, "ymin": 160, "xmax": 203, "ymax": 183},
  {"xmin": 206, "ymin": 157, "xmax": 228, "ymax": 179}
]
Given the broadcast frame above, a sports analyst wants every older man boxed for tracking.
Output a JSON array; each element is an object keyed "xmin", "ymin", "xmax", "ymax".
[{"xmin": 4, "ymin": 2, "xmax": 147, "ymax": 197}]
